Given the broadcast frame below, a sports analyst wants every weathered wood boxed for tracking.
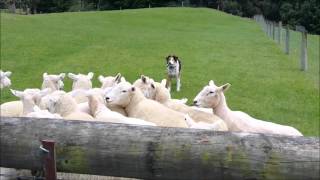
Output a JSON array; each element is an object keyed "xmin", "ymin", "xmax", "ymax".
[{"xmin": 1, "ymin": 117, "xmax": 319, "ymax": 180}]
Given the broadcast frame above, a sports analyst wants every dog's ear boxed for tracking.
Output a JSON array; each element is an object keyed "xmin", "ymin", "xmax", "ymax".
[
  {"xmin": 173, "ymin": 55, "xmax": 179, "ymax": 61},
  {"xmin": 166, "ymin": 55, "xmax": 170, "ymax": 63}
]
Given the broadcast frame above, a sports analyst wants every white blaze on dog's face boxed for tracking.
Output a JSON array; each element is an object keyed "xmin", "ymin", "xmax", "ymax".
[
  {"xmin": 193, "ymin": 80, "xmax": 230, "ymax": 108},
  {"xmin": 68, "ymin": 72, "xmax": 94, "ymax": 90},
  {"xmin": 98, "ymin": 73, "xmax": 125, "ymax": 89},
  {"xmin": 105, "ymin": 82, "xmax": 136, "ymax": 107},
  {"xmin": 0, "ymin": 70, "xmax": 12, "ymax": 89},
  {"xmin": 133, "ymin": 75, "xmax": 156, "ymax": 99},
  {"xmin": 43, "ymin": 72, "xmax": 65, "ymax": 90}
]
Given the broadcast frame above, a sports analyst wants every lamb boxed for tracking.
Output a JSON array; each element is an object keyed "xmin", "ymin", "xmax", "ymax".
[
  {"xmin": 0, "ymin": 70, "xmax": 12, "ymax": 89},
  {"xmin": 98, "ymin": 73, "xmax": 126, "ymax": 89},
  {"xmin": 86, "ymin": 90, "xmax": 156, "ymax": 126},
  {"xmin": 10, "ymin": 89, "xmax": 62, "ymax": 118},
  {"xmin": 0, "ymin": 88, "xmax": 44, "ymax": 117},
  {"xmin": 68, "ymin": 72, "xmax": 94, "ymax": 103},
  {"xmin": 41, "ymin": 72, "xmax": 65, "ymax": 92},
  {"xmin": 133, "ymin": 76, "xmax": 228, "ymax": 131},
  {"xmin": 105, "ymin": 81, "xmax": 189, "ymax": 128},
  {"xmin": 193, "ymin": 80, "xmax": 303, "ymax": 136},
  {"xmin": 40, "ymin": 90, "xmax": 95, "ymax": 121}
]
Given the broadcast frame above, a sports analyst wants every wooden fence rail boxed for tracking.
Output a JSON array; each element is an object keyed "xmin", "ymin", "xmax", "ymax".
[{"xmin": 1, "ymin": 117, "xmax": 319, "ymax": 180}]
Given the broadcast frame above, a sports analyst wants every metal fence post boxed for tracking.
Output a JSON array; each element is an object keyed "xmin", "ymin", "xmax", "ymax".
[{"xmin": 42, "ymin": 140, "xmax": 57, "ymax": 180}]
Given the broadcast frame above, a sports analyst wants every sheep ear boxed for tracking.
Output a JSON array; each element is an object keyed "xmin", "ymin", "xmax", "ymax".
[
  {"xmin": 98, "ymin": 75, "xmax": 105, "ymax": 83},
  {"xmin": 68, "ymin": 73, "xmax": 78, "ymax": 80},
  {"xmin": 10, "ymin": 89, "xmax": 24, "ymax": 98},
  {"xmin": 59, "ymin": 73, "xmax": 65, "ymax": 79},
  {"xmin": 160, "ymin": 79, "xmax": 167, "ymax": 87},
  {"xmin": 218, "ymin": 83, "xmax": 231, "ymax": 92},
  {"xmin": 87, "ymin": 72, "xmax": 94, "ymax": 79},
  {"xmin": 120, "ymin": 77, "xmax": 126, "ymax": 82},
  {"xmin": 209, "ymin": 80, "xmax": 215, "ymax": 86},
  {"xmin": 114, "ymin": 73, "xmax": 122, "ymax": 83},
  {"xmin": 43, "ymin": 72, "xmax": 48, "ymax": 79},
  {"xmin": 141, "ymin": 75, "xmax": 147, "ymax": 83},
  {"xmin": 4, "ymin": 71, "xmax": 12, "ymax": 77}
]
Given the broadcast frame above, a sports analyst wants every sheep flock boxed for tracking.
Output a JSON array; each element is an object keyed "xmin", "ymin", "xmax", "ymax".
[{"xmin": 0, "ymin": 70, "xmax": 302, "ymax": 136}]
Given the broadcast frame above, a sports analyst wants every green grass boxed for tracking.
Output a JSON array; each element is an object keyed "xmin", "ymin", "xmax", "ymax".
[{"xmin": 1, "ymin": 8, "xmax": 319, "ymax": 136}]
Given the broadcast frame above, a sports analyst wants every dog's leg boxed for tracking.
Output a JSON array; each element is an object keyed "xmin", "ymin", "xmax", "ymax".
[
  {"xmin": 177, "ymin": 74, "xmax": 181, "ymax": 92},
  {"xmin": 166, "ymin": 76, "xmax": 171, "ymax": 92}
]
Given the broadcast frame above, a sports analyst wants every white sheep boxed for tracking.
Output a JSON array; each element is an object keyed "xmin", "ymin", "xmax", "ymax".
[
  {"xmin": 133, "ymin": 76, "xmax": 228, "ymax": 131},
  {"xmin": 10, "ymin": 89, "xmax": 62, "ymax": 118},
  {"xmin": 0, "ymin": 88, "xmax": 44, "ymax": 117},
  {"xmin": 193, "ymin": 80, "xmax": 303, "ymax": 136},
  {"xmin": 68, "ymin": 72, "xmax": 94, "ymax": 103},
  {"xmin": 0, "ymin": 70, "xmax": 12, "ymax": 89},
  {"xmin": 98, "ymin": 73, "xmax": 126, "ymax": 89},
  {"xmin": 86, "ymin": 90, "xmax": 156, "ymax": 126},
  {"xmin": 105, "ymin": 81, "xmax": 189, "ymax": 128},
  {"xmin": 42, "ymin": 72, "xmax": 65, "ymax": 92},
  {"xmin": 40, "ymin": 90, "xmax": 95, "ymax": 121}
]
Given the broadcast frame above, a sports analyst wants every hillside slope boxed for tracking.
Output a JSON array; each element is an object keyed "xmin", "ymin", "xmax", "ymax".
[{"xmin": 1, "ymin": 8, "xmax": 319, "ymax": 136}]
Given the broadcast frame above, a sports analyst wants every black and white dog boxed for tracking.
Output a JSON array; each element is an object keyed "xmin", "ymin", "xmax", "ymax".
[{"xmin": 165, "ymin": 55, "xmax": 182, "ymax": 92}]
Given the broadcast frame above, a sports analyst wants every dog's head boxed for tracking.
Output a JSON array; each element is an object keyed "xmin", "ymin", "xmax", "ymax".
[{"xmin": 166, "ymin": 55, "xmax": 179, "ymax": 69}]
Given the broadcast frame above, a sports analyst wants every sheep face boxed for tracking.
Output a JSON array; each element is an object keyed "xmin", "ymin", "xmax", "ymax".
[
  {"xmin": 133, "ymin": 75, "xmax": 156, "ymax": 99},
  {"xmin": 105, "ymin": 82, "xmax": 135, "ymax": 107},
  {"xmin": 43, "ymin": 73, "xmax": 65, "ymax": 91},
  {"xmin": 68, "ymin": 72, "xmax": 94, "ymax": 90},
  {"xmin": 98, "ymin": 73, "xmax": 124, "ymax": 89},
  {"xmin": 193, "ymin": 80, "xmax": 230, "ymax": 108},
  {"xmin": 40, "ymin": 91, "xmax": 66, "ymax": 112},
  {"xmin": 0, "ymin": 70, "xmax": 12, "ymax": 89}
]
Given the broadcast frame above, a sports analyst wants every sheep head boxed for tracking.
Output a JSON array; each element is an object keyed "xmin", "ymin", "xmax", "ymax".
[
  {"xmin": 193, "ymin": 80, "xmax": 231, "ymax": 108},
  {"xmin": 105, "ymin": 81, "xmax": 135, "ymax": 108},
  {"xmin": 0, "ymin": 70, "xmax": 12, "ymax": 89}
]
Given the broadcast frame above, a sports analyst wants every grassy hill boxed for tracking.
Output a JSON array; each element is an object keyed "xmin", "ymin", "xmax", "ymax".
[{"xmin": 1, "ymin": 8, "xmax": 319, "ymax": 136}]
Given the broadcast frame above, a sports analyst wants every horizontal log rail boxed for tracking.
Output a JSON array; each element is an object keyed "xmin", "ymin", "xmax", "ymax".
[{"xmin": 0, "ymin": 117, "xmax": 319, "ymax": 180}]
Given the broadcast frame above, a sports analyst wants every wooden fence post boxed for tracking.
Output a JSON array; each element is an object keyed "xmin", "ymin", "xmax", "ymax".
[
  {"xmin": 285, "ymin": 25, "xmax": 290, "ymax": 54},
  {"xmin": 278, "ymin": 21, "xmax": 282, "ymax": 44},
  {"xmin": 296, "ymin": 26, "xmax": 308, "ymax": 71},
  {"xmin": 272, "ymin": 22, "xmax": 275, "ymax": 40}
]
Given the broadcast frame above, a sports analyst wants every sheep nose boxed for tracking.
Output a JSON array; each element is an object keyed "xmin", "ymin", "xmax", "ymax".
[
  {"xmin": 106, "ymin": 97, "xmax": 110, "ymax": 101},
  {"xmin": 193, "ymin": 100, "xmax": 198, "ymax": 105}
]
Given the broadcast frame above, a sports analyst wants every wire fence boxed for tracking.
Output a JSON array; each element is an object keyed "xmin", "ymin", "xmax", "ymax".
[{"xmin": 253, "ymin": 15, "xmax": 320, "ymax": 72}]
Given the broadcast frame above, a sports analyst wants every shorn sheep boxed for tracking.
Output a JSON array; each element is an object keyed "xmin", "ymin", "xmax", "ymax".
[
  {"xmin": 133, "ymin": 76, "xmax": 228, "ymax": 131},
  {"xmin": 86, "ymin": 90, "xmax": 156, "ymax": 126},
  {"xmin": 98, "ymin": 73, "xmax": 126, "ymax": 89},
  {"xmin": 193, "ymin": 80, "xmax": 303, "ymax": 136},
  {"xmin": 68, "ymin": 72, "xmax": 94, "ymax": 103},
  {"xmin": 105, "ymin": 81, "xmax": 189, "ymax": 128},
  {"xmin": 42, "ymin": 72, "xmax": 65, "ymax": 92},
  {"xmin": 10, "ymin": 89, "xmax": 62, "ymax": 118},
  {"xmin": 0, "ymin": 88, "xmax": 44, "ymax": 117},
  {"xmin": 40, "ymin": 90, "xmax": 95, "ymax": 121},
  {"xmin": 0, "ymin": 70, "xmax": 12, "ymax": 89}
]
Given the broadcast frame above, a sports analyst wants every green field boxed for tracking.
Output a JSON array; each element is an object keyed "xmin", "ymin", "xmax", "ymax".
[{"xmin": 1, "ymin": 8, "xmax": 319, "ymax": 136}]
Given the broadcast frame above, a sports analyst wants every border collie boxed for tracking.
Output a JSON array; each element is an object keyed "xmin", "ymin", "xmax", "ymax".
[{"xmin": 165, "ymin": 55, "xmax": 182, "ymax": 92}]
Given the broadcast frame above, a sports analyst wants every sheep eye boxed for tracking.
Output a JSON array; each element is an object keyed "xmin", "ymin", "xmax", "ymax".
[
  {"xmin": 122, "ymin": 90, "xmax": 127, "ymax": 93},
  {"xmin": 151, "ymin": 84, "xmax": 155, "ymax": 89},
  {"xmin": 207, "ymin": 91, "xmax": 214, "ymax": 95}
]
